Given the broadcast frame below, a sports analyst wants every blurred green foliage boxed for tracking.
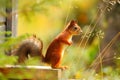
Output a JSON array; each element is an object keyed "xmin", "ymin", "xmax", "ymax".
[
  {"xmin": 0, "ymin": 0, "xmax": 12, "ymax": 17},
  {"xmin": 0, "ymin": 32, "xmax": 33, "ymax": 79},
  {"xmin": 0, "ymin": 32, "xmax": 31, "ymax": 66},
  {"xmin": 0, "ymin": 32, "xmax": 30, "ymax": 53}
]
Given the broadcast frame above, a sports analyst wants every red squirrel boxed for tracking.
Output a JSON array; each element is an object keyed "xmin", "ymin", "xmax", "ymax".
[{"xmin": 10, "ymin": 20, "xmax": 82, "ymax": 69}]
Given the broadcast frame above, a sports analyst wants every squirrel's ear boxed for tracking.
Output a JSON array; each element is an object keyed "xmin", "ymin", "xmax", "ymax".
[{"xmin": 70, "ymin": 20, "xmax": 76, "ymax": 25}]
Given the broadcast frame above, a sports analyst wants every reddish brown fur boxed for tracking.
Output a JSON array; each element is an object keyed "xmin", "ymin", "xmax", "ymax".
[{"xmin": 44, "ymin": 20, "xmax": 82, "ymax": 69}]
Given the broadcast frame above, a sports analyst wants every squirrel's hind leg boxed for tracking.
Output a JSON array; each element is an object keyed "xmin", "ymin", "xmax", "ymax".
[{"xmin": 51, "ymin": 59, "xmax": 68, "ymax": 70}]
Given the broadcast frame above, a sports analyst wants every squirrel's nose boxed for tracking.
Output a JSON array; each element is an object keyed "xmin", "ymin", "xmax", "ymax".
[
  {"xmin": 77, "ymin": 30, "xmax": 83, "ymax": 35},
  {"xmin": 80, "ymin": 30, "xmax": 83, "ymax": 34},
  {"xmin": 80, "ymin": 30, "xmax": 83, "ymax": 33}
]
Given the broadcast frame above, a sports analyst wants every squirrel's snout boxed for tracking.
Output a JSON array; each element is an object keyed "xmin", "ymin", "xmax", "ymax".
[
  {"xmin": 78, "ymin": 28, "xmax": 83, "ymax": 34},
  {"xmin": 80, "ymin": 30, "xmax": 83, "ymax": 33}
]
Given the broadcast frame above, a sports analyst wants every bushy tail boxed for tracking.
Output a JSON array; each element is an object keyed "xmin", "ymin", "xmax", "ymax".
[{"xmin": 9, "ymin": 35, "xmax": 44, "ymax": 63}]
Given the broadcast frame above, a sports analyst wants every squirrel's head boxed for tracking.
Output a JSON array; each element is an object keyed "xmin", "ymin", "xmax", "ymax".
[{"xmin": 66, "ymin": 20, "xmax": 82, "ymax": 35}]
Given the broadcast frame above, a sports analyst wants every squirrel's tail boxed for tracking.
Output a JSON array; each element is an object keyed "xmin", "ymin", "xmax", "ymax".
[{"xmin": 9, "ymin": 35, "xmax": 44, "ymax": 63}]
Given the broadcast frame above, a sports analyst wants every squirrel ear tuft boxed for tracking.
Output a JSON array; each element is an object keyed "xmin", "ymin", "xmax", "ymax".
[{"xmin": 70, "ymin": 20, "xmax": 76, "ymax": 25}]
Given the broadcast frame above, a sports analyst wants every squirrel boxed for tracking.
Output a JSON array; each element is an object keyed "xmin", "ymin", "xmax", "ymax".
[{"xmin": 10, "ymin": 20, "xmax": 82, "ymax": 70}]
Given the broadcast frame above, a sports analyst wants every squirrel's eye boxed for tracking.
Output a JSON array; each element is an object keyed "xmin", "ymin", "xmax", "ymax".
[{"xmin": 73, "ymin": 27, "xmax": 77, "ymax": 30}]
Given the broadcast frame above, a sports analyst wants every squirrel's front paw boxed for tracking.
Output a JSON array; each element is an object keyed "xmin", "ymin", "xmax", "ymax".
[{"xmin": 68, "ymin": 41, "xmax": 73, "ymax": 45}]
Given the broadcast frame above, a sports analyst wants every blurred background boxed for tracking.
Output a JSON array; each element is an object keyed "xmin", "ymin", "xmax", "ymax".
[{"xmin": 0, "ymin": 0, "xmax": 120, "ymax": 79}]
